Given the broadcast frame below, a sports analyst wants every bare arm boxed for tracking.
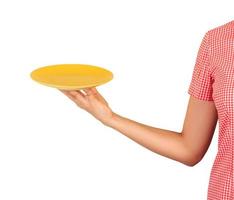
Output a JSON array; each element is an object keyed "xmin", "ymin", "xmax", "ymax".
[
  {"xmin": 59, "ymin": 88, "xmax": 218, "ymax": 166},
  {"xmin": 180, "ymin": 96, "xmax": 218, "ymax": 165},
  {"xmin": 105, "ymin": 96, "xmax": 218, "ymax": 166}
]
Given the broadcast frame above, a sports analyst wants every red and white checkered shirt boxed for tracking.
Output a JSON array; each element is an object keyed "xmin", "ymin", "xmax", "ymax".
[{"xmin": 188, "ymin": 20, "xmax": 234, "ymax": 199}]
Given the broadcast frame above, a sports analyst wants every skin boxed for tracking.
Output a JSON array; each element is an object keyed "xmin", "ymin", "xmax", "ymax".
[{"xmin": 59, "ymin": 87, "xmax": 218, "ymax": 166}]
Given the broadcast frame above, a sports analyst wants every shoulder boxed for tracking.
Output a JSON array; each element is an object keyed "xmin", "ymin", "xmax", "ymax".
[{"xmin": 206, "ymin": 20, "xmax": 234, "ymax": 42}]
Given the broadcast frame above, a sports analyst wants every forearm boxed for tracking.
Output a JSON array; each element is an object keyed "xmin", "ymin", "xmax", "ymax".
[{"xmin": 105, "ymin": 112, "xmax": 192, "ymax": 166}]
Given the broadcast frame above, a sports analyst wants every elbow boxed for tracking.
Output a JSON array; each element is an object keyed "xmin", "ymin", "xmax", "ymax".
[
  {"xmin": 182, "ymin": 153, "xmax": 203, "ymax": 167},
  {"xmin": 183, "ymin": 159, "xmax": 200, "ymax": 167},
  {"xmin": 180, "ymin": 140, "xmax": 205, "ymax": 167}
]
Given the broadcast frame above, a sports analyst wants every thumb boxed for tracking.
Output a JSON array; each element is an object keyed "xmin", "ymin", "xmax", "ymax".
[
  {"xmin": 92, "ymin": 88, "xmax": 109, "ymax": 106},
  {"xmin": 83, "ymin": 87, "xmax": 98, "ymax": 96}
]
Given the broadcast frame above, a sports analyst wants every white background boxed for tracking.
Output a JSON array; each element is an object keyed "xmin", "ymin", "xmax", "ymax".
[{"xmin": 0, "ymin": 0, "xmax": 233, "ymax": 199}]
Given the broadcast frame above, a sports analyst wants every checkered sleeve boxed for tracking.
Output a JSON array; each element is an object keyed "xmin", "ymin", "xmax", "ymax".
[{"xmin": 188, "ymin": 31, "xmax": 214, "ymax": 101}]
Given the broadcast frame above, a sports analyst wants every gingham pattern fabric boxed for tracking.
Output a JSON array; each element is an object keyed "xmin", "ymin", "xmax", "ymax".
[{"xmin": 188, "ymin": 20, "xmax": 234, "ymax": 200}]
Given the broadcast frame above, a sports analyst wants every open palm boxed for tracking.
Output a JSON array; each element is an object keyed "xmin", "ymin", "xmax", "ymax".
[{"xmin": 59, "ymin": 87, "xmax": 114, "ymax": 125}]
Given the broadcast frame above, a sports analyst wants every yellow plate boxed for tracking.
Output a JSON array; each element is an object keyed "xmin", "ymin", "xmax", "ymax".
[{"xmin": 30, "ymin": 64, "xmax": 113, "ymax": 90}]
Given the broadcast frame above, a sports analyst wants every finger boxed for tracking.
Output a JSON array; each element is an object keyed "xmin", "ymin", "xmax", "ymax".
[
  {"xmin": 69, "ymin": 90, "xmax": 84, "ymax": 99},
  {"xmin": 83, "ymin": 87, "xmax": 107, "ymax": 104},
  {"xmin": 83, "ymin": 87, "xmax": 99, "ymax": 96},
  {"xmin": 68, "ymin": 90, "xmax": 88, "ymax": 107},
  {"xmin": 58, "ymin": 89, "xmax": 76, "ymax": 101},
  {"xmin": 82, "ymin": 88, "xmax": 93, "ymax": 96},
  {"xmin": 69, "ymin": 90, "xmax": 85, "ymax": 98},
  {"xmin": 90, "ymin": 87, "xmax": 98, "ymax": 94},
  {"xmin": 76, "ymin": 90, "xmax": 86, "ymax": 98},
  {"xmin": 88, "ymin": 87, "xmax": 104, "ymax": 99},
  {"xmin": 59, "ymin": 89, "xmax": 81, "ymax": 103}
]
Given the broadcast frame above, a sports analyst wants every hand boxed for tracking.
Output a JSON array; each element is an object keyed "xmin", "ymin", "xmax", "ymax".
[{"xmin": 59, "ymin": 87, "xmax": 114, "ymax": 125}]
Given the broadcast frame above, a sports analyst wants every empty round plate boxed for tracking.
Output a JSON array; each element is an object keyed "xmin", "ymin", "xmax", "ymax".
[{"xmin": 30, "ymin": 64, "xmax": 113, "ymax": 90}]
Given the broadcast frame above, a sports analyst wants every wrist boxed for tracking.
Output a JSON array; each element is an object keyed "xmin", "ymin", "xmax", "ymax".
[{"xmin": 102, "ymin": 111, "xmax": 119, "ymax": 127}]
